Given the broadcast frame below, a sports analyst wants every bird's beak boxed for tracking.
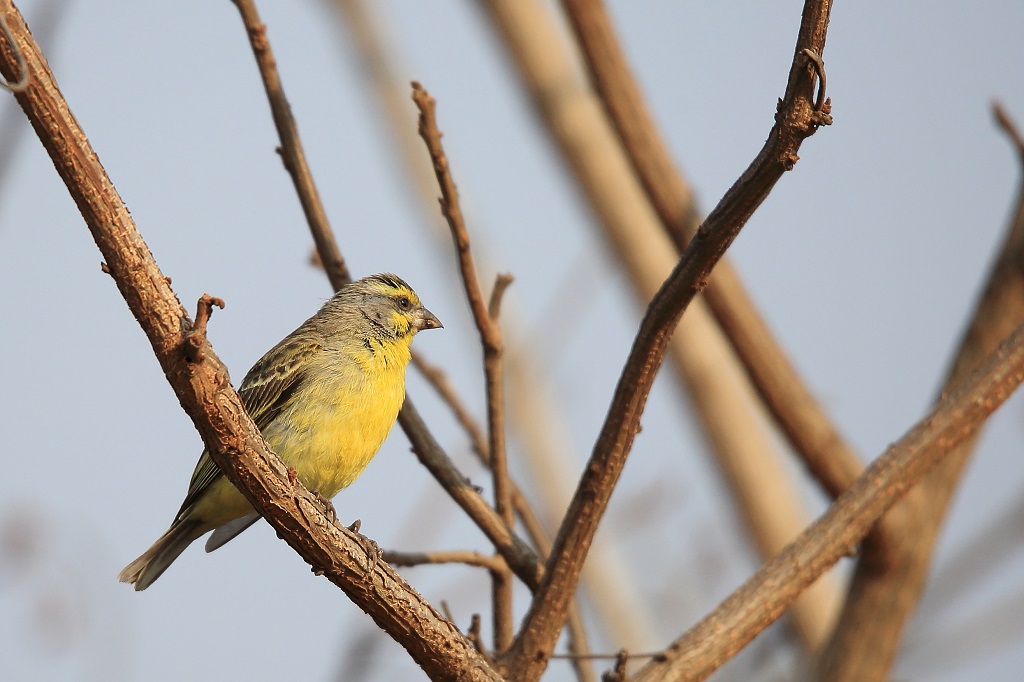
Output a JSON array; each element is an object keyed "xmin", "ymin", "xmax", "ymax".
[{"xmin": 414, "ymin": 307, "xmax": 443, "ymax": 331}]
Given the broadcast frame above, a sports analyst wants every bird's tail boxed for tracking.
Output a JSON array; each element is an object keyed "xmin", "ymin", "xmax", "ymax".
[{"xmin": 118, "ymin": 519, "xmax": 204, "ymax": 591}]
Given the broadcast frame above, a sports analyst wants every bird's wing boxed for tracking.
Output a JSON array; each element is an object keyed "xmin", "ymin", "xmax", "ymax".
[{"xmin": 174, "ymin": 337, "xmax": 324, "ymax": 520}]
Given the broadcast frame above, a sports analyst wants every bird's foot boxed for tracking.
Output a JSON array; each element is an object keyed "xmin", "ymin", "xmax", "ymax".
[{"xmin": 311, "ymin": 489, "xmax": 338, "ymax": 523}]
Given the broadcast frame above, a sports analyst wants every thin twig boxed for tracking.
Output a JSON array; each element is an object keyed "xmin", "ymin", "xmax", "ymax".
[
  {"xmin": 383, "ymin": 549, "xmax": 507, "ymax": 573},
  {"xmin": 412, "ymin": 352, "xmax": 490, "ymax": 458},
  {"xmin": 994, "ymin": 100, "xmax": 1024, "ymax": 161},
  {"xmin": 412, "ymin": 351, "xmax": 597, "ymax": 675},
  {"xmin": 412, "ymin": 81, "xmax": 516, "ymax": 652},
  {"xmin": 633, "ymin": 321, "xmax": 1024, "ymax": 681},
  {"xmin": 184, "ymin": 294, "xmax": 225, "ymax": 363},
  {"xmin": 230, "ymin": 0, "xmax": 350, "ymax": 289},
  {"xmin": 398, "ymin": 403, "xmax": 543, "ymax": 589},
  {"xmin": 0, "ymin": 5, "xmax": 498, "ymax": 677},
  {"xmin": 502, "ymin": 1, "xmax": 836, "ymax": 678}
]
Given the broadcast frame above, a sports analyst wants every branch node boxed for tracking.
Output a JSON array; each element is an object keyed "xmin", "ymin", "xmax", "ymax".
[
  {"xmin": 601, "ymin": 649, "xmax": 630, "ymax": 682},
  {"xmin": 184, "ymin": 294, "xmax": 225, "ymax": 363}
]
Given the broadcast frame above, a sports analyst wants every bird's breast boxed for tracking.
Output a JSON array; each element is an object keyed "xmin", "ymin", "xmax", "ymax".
[{"xmin": 262, "ymin": 349, "xmax": 408, "ymax": 499}]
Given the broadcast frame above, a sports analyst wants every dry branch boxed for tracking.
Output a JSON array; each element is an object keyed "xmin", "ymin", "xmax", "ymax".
[
  {"xmin": 634, "ymin": 321, "xmax": 1024, "ymax": 681},
  {"xmin": 231, "ymin": 0, "xmax": 350, "ymax": 288},
  {"xmin": 559, "ymin": 0, "xmax": 863, "ymax": 505},
  {"xmin": 0, "ymin": 3, "xmax": 497, "ymax": 678},
  {"xmin": 383, "ymin": 549, "xmax": 507, "ymax": 573},
  {"xmin": 411, "ymin": 81, "xmax": 517, "ymax": 652},
  {"xmin": 500, "ymin": 1, "xmax": 836, "ymax": 677},
  {"xmin": 557, "ymin": 0, "xmax": 866, "ymax": 649},
  {"xmin": 480, "ymin": 0, "xmax": 841, "ymax": 650},
  {"xmin": 230, "ymin": 0, "xmax": 548, "ymax": 598}
]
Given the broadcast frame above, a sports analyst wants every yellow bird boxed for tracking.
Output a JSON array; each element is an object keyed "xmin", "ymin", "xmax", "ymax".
[{"xmin": 120, "ymin": 273, "xmax": 441, "ymax": 590}]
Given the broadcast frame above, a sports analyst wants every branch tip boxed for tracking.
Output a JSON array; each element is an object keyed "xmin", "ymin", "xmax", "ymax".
[
  {"xmin": 993, "ymin": 101, "xmax": 1024, "ymax": 162},
  {"xmin": 184, "ymin": 294, "xmax": 225, "ymax": 363}
]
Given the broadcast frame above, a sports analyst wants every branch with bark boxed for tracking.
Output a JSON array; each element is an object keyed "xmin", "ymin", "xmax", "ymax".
[{"xmin": 0, "ymin": 3, "xmax": 497, "ymax": 679}]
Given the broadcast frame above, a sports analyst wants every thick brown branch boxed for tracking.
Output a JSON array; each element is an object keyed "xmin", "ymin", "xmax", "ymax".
[
  {"xmin": 230, "ymin": 0, "xmax": 350, "ymax": 289},
  {"xmin": 502, "ymin": 2, "xmax": 835, "ymax": 678},
  {"xmin": 814, "ymin": 102, "xmax": 1024, "ymax": 680},
  {"xmin": 0, "ymin": 4, "xmax": 498, "ymax": 678},
  {"xmin": 633, "ymin": 322, "xmax": 1024, "ymax": 681}
]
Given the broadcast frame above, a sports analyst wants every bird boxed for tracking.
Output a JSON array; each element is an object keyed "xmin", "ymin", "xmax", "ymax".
[{"xmin": 119, "ymin": 273, "xmax": 441, "ymax": 590}]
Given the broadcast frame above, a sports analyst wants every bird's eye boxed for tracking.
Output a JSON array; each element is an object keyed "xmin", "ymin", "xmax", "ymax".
[{"xmin": 397, "ymin": 296, "xmax": 412, "ymax": 310}]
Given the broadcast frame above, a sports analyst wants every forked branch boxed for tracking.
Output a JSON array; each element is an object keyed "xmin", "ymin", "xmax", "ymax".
[{"xmin": 503, "ymin": 1, "xmax": 836, "ymax": 679}]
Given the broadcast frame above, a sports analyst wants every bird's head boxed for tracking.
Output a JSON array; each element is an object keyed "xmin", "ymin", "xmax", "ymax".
[{"xmin": 351, "ymin": 273, "xmax": 442, "ymax": 341}]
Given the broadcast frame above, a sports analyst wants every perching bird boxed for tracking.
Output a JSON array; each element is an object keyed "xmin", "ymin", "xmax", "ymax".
[{"xmin": 119, "ymin": 273, "xmax": 441, "ymax": 590}]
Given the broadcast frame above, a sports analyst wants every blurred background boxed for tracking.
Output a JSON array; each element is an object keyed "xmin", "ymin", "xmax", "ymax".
[{"xmin": 1, "ymin": 0, "xmax": 1022, "ymax": 680}]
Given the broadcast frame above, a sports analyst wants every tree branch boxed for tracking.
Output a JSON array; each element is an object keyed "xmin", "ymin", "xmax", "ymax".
[
  {"xmin": 479, "ymin": 0, "xmax": 841, "ymax": 653},
  {"xmin": 558, "ymin": 0, "xmax": 858, "ymax": 648},
  {"xmin": 0, "ymin": 3, "xmax": 499, "ymax": 678},
  {"xmin": 411, "ymin": 81, "xmax": 517, "ymax": 652},
  {"xmin": 502, "ymin": 2, "xmax": 835, "ymax": 678},
  {"xmin": 230, "ymin": 0, "xmax": 548, "ymax": 601},
  {"xmin": 384, "ymin": 549, "xmax": 508, "ymax": 573},
  {"xmin": 230, "ymin": 0, "xmax": 350, "ymax": 288},
  {"xmin": 633, "ymin": 321, "xmax": 1024, "ymax": 681}
]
